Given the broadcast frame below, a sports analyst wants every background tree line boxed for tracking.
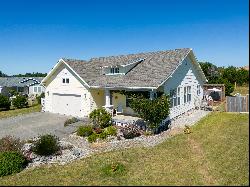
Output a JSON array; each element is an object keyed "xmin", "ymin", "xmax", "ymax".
[
  {"xmin": 199, "ymin": 62, "xmax": 249, "ymax": 95},
  {"xmin": 0, "ymin": 71, "xmax": 47, "ymax": 77}
]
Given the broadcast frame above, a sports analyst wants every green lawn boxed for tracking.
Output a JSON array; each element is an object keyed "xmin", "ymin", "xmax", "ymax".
[
  {"xmin": 0, "ymin": 105, "xmax": 41, "ymax": 119},
  {"xmin": 0, "ymin": 112, "xmax": 248, "ymax": 186}
]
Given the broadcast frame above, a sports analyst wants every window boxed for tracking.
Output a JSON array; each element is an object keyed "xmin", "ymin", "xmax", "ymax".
[
  {"xmin": 38, "ymin": 87, "xmax": 42, "ymax": 93},
  {"xmin": 34, "ymin": 86, "xmax": 37, "ymax": 93},
  {"xmin": 187, "ymin": 86, "xmax": 191, "ymax": 102},
  {"xmin": 184, "ymin": 87, "xmax": 187, "ymax": 103},
  {"xmin": 170, "ymin": 87, "xmax": 180, "ymax": 107},
  {"xmin": 197, "ymin": 85, "xmax": 201, "ymax": 95},
  {"xmin": 115, "ymin": 67, "xmax": 119, "ymax": 73},
  {"xmin": 62, "ymin": 78, "xmax": 69, "ymax": 84},
  {"xmin": 177, "ymin": 87, "xmax": 180, "ymax": 105},
  {"xmin": 110, "ymin": 67, "xmax": 120, "ymax": 74}
]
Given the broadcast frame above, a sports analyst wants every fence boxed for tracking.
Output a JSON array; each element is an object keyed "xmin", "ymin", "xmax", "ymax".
[{"xmin": 225, "ymin": 94, "xmax": 249, "ymax": 112}]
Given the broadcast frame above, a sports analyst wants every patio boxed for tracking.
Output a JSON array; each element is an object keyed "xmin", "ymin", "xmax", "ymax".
[{"xmin": 112, "ymin": 114, "xmax": 145, "ymax": 128}]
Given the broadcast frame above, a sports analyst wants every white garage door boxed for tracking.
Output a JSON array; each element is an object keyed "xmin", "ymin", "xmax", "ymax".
[{"xmin": 52, "ymin": 93, "xmax": 82, "ymax": 117}]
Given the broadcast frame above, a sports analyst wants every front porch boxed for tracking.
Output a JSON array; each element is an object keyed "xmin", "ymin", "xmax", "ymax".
[{"xmin": 91, "ymin": 88, "xmax": 158, "ymax": 117}]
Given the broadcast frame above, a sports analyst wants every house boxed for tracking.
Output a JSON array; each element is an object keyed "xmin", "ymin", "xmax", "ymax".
[
  {"xmin": 0, "ymin": 77, "xmax": 45, "ymax": 97},
  {"xmin": 41, "ymin": 48, "xmax": 207, "ymax": 119}
]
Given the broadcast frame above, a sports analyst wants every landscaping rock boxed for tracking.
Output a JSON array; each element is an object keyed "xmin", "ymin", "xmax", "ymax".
[{"xmin": 22, "ymin": 109, "xmax": 210, "ymax": 169}]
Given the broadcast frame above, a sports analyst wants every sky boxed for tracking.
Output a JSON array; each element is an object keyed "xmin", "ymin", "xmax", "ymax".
[{"xmin": 0, "ymin": 0, "xmax": 249, "ymax": 75}]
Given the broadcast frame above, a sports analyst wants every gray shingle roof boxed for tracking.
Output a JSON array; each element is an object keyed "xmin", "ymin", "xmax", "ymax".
[
  {"xmin": 0, "ymin": 77, "xmax": 44, "ymax": 87},
  {"xmin": 63, "ymin": 48, "xmax": 191, "ymax": 88}
]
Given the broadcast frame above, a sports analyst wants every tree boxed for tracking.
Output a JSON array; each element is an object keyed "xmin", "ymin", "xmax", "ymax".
[
  {"xmin": 0, "ymin": 94, "xmax": 11, "ymax": 110},
  {"xmin": 0, "ymin": 71, "xmax": 8, "ymax": 77},
  {"xmin": 221, "ymin": 66, "xmax": 238, "ymax": 85},
  {"xmin": 12, "ymin": 95, "xmax": 28, "ymax": 109},
  {"xmin": 129, "ymin": 94, "xmax": 170, "ymax": 131},
  {"xmin": 209, "ymin": 77, "xmax": 234, "ymax": 96},
  {"xmin": 12, "ymin": 72, "xmax": 47, "ymax": 77},
  {"xmin": 236, "ymin": 68, "xmax": 249, "ymax": 86},
  {"xmin": 199, "ymin": 62, "xmax": 219, "ymax": 80}
]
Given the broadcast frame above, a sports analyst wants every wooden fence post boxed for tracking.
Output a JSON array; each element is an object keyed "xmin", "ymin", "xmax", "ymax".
[
  {"xmin": 247, "ymin": 94, "xmax": 249, "ymax": 112},
  {"xmin": 225, "ymin": 96, "xmax": 227, "ymax": 112}
]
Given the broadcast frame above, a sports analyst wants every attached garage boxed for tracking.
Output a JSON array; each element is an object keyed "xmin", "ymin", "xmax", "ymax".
[{"xmin": 52, "ymin": 93, "xmax": 82, "ymax": 117}]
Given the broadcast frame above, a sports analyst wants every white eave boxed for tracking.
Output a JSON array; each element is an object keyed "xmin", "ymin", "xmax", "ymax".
[
  {"xmin": 41, "ymin": 58, "xmax": 90, "ymax": 88},
  {"xmin": 157, "ymin": 49, "xmax": 207, "ymax": 88},
  {"xmin": 101, "ymin": 58, "xmax": 145, "ymax": 68}
]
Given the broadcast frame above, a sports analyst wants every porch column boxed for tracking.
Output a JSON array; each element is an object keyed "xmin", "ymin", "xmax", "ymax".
[
  {"xmin": 105, "ymin": 89, "xmax": 111, "ymax": 106},
  {"xmin": 149, "ymin": 90, "xmax": 156, "ymax": 100}
]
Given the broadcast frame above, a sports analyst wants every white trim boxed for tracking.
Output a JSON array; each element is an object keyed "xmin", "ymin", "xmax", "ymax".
[
  {"xmin": 101, "ymin": 58, "xmax": 145, "ymax": 68},
  {"xmin": 157, "ymin": 49, "xmax": 207, "ymax": 88},
  {"xmin": 158, "ymin": 49, "xmax": 191, "ymax": 88},
  {"xmin": 41, "ymin": 59, "xmax": 90, "ymax": 88},
  {"xmin": 61, "ymin": 59, "xmax": 90, "ymax": 87},
  {"xmin": 41, "ymin": 60, "xmax": 63, "ymax": 84},
  {"xmin": 120, "ymin": 58, "xmax": 145, "ymax": 67},
  {"xmin": 106, "ymin": 73, "xmax": 126, "ymax": 75},
  {"xmin": 189, "ymin": 50, "xmax": 208, "ymax": 82}
]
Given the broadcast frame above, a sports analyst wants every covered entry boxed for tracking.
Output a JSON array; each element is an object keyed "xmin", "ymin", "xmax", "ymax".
[{"xmin": 52, "ymin": 93, "xmax": 82, "ymax": 117}]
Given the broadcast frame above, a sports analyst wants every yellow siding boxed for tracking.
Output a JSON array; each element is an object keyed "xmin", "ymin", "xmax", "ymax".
[
  {"xmin": 90, "ymin": 89, "xmax": 105, "ymax": 109},
  {"xmin": 112, "ymin": 93, "xmax": 135, "ymax": 115}
]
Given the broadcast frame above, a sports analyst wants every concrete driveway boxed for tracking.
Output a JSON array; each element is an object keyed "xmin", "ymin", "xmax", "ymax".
[{"xmin": 0, "ymin": 112, "xmax": 86, "ymax": 140}]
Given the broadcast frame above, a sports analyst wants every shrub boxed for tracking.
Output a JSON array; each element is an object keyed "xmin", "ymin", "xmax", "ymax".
[
  {"xmin": 0, "ymin": 94, "xmax": 11, "ymax": 110},
  {"xmin": 128, "ymin": 94, "xmax": 170, "ymax": 130},
  {"xmin": 121, "ymin": 125, "xmax": 141, "ymax": 139},
  {"xmin": 0, "ymin": 136, "xmax": 24, "ymax": 153},
  {"xmin": 0, "ymin": 151, "xmax": 27, "ymax": 177},
  {"xmin": 9, "ymin": 89, "xmax": 18, "ymax": 97},
  {"xmin": 12, "ymin": 95, "xmax": 28, "ymax": 109},
  {"xmin": 36, "ymin": 92, "xmax": 45, "ymax": 104},
  {"xmin": 89, "ymin": 108, "xmax": 112, "ymax": 129},
  {"xmin": 32, "ymin": 134, "xmax": 60, "ymax": 156},
  {"xmin": 104, "ymin": 126, "xmax": 117, "ymax": 136},
  {"xmin": 77, "ymin": 125, "xmax": 93, "ymax": 137},
  {"xmin": 87, "ymin": 132, "xmax": 98, "ymax": 143},
  {"xmin": 64, "ymin": 117, "xmax": 79, "ymax": 126},
  {"xmin": 98, "ymin": 131, "xmax": 108, "ymax": 140}
]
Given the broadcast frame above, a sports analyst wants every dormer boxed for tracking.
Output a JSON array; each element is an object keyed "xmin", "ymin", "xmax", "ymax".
[{"xmin": 102, "ymin": 58, "xmax": 145, "ymax": 75}]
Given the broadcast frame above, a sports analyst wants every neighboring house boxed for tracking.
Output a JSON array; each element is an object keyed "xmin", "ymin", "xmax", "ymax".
[
  {"xmin": 41, "ymin": 48, "xmax": 207, "ymax": 119},
  {"xmin": 0, "ymin": 77, "xmax": 45, "ymax": 96}
]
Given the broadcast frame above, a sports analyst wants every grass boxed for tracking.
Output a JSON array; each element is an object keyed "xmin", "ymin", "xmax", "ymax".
[
  {"xmin": 0, "ymin": 112, "xmax": 248, "ymax": 186},
  {"xmin": 0, "ymin": 105, "xmax": 41, "ymax": 119},
  {"xmin": 232, "ymin": 84, "xmax": 249, "ymax": 96}
]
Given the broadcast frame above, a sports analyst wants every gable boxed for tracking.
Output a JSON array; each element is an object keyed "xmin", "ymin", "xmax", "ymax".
[
  {"xmin": 41, "ymin": 59, "xmax": 89, "ymax": 89},
  {"xmin": 42, "ymin": 61, "xmax": 88, "ymax": 90},
  {"xmin": 163, "ymin": 55, "xmax": 206, "ymax": 92}
]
